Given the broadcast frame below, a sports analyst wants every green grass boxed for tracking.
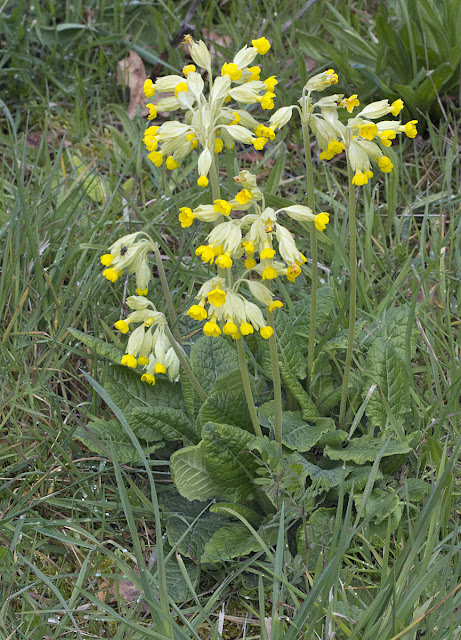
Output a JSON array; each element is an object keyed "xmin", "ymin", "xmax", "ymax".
[{"xmin": 1, "ymin": 0, "xmax": 460, "ymax": 638}]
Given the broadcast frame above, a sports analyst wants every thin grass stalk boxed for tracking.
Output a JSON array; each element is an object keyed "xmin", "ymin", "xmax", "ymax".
[
  {"xmin": 162, "ymin": 324, "xmax": 207, "ymax": 402},
  {"xmin": 236, "ymin": 338, "xmax": 263, "ymax": 437},
  {"xmin": 153, "ymin": 243, "xmax": 182, "ymax": 344},
  {"xmin": 302, "ymin": 123, "xmax": 318, "ymax": 381},
  {"xmin": 339, "ymin": 160, "xmax": 357, "ymax": 429},
  {"xmin": 267, "ymin": 312, "xmax": 282, "ymax": 444}
]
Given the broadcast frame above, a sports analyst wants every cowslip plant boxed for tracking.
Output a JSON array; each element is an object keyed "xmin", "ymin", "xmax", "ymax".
[{"xmin": 70, "ymin": 35, "xmax": 422, "ymax": 569}]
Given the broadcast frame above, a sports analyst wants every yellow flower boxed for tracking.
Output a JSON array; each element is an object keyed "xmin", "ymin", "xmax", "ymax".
[
  {"xmin": 146, "ymin": 103, "xmax": 157, "ymax": 120},
  {"xmin": 182, "ymin": 64, "xmax": 196, "ymax": 77},
  {"xmin": 268, "ymin": 300, "xmax": 283, "ymax": 313},
  {"xmin": 223, "ymin": 320, "xmax": 238, "ymax": 335},
  {"xmin": 186, "ymin": 133, "xmax": 198, "ymax": 149},
  {"xmin": 221, "ymin": 62, "xmax": 242, "ymax": 81},
  {"xmin": 253, "ymin": 137, "xmax": 267, "ymax": 150},
  {"xmin": 115, "ymin": 320, "xmax": 130, "ymax": 333},
  {"xmin": 166, "ymin": 156, "xmax": 179, "ymax": 170},
  {"xmin": 314, "ymin": 212, "xmax": 330, "ymax": 231},
  {"xmin": 264, "ymin": 75, "xmax": 278, "ymax": 92},
  {"xmin": 247, "ymin": 65, "xmax": 261, "ymax": 81},
  {"xmin": 203, "ymin": 319, "xmax": 221, "ymax": 337},
  {"xmin": 230, "ymin": 111, "xmax": 241, "ymax": 125},
  {"xmin": 174, "ymin": 82, "xmax": 188, "ymax": 97},
  {"xmin": 141, "ymin": 373, "xmax": 156, "ymax": 385},
  {"xmin": 103, "ymin": 267, "xmax": 122, "ymax": 282},
  {"xmin": 359, "ymin": 123, "xmax": 378, "ymax": 140},
  {"xmin": 196, "ymin": 245, "xmax": 215, "ymax": 264},
  {"xmin": 148, "ymin": 151, "xmax": 163, "ymax": 167},
  {"xmin": 135, "ymin": 288, "xmax": 148, "ymax": 296},
  {"xmin": 262, "ymin": 266, "xmax": 278, "ymax": 280},
  {"xmin": 144, "ymin": 79, "xmax": 156, "ymax": 98},
  {"xmin": 390, "ymin": 98, "xmax": 404, "ymax": 116},
  {"xmin": 240, "ymin": 322, "xmax": 254, "ymax": 335},
  {"xmin": 260, "ymin": 326, "xmax": 274, "ymax": 339},
  {"xmin": 342, "ymin": 94, "xmax": 360, "ymax": 113},
  {"xmin": 216, "ymin": 253, "xmax": 233, "ymax": 269},
  {"xmin": 260, "ymin": 247, "xmax": 276, "ymax": 259},
  {"xmin": 259, "ymin": 92, "xmax": 276, "ymax": 110},
  {"xmin": 100, "ymin": 253, "xmax": 114, "ymax": 266},
  {"xmin": 378, "ymin": 156, "xmax": 393, "ymax": 173},
  {"xmin": 243, "ymin": 240, "xmax": 255, "ymax": 254},
  {"xmin": 214, "ymin": 199, "xmax": 232, "ymax": 216},
  {"xmin": 352, "ymin": 172, "xmax": 369, "ymax": 186},
  {"xmin": 121, "ymin": 354, "xmax": 137, "ymax": 368},
  {"xmin": 325, "ymin": 69, "xmax": 338, "ymax": 84},
  {"xmin": 403, "ymin": 120, "xmax": 418, "ymax": 138},
  {"xmin": 251, "ymin": 37, "xmax": 271, "ymax": 55},
  {"xmin": 187, "ymin": 304, "xmax": 207, "ymax": 321},
  {"xmin": 155, "ymin": 363, "xmax": 167, "ymax": 374},
  {"xmin": 214, "ymin": 137, "xmax": 224, "ymax": 153},
  {"xmin": 197, "ymin": 175, "xmax": 209, "ymax": 187},
  {"xmin": 286, "ymin": 264, "xmax": 301, "ymax": 282},
  {"xmin": 179, "ymin": 207, "xmax": 195, "ymax": 227},
  {"xmin": 138, "ymin": 356, "xmax": 149, "ymax": 366},
  {"xmin": 144, "ymin": 136, "xmax": 158, "ymax": 151},
  {"xmin": 208, "ymin": 287, "xmax": 227, "ymax": 307},
  {"xmin": 144, "ymin": 125, "xmax": 159, "ymax": 136},
  {"xmin": 379, "ymin": 130, "xmax": 396, "ymax": 147},
  {"xmin": 235, "ymin": 189, "xmax": 252, "ymax": 204}
]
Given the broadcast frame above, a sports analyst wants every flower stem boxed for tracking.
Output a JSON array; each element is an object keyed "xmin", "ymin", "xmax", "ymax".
[
  {"xmin": 209, "ymin": 156, "xmax": 221, "ymax": 201},
  {"xmin": 236, "ymin": 339, "xmax": 263, "ymax": 438},
  {"xmin": 268, "ymin": 312, "xmax": 282, "ymax": 444},
  {"xmin": 153, "ymin": 244, "xmax": 182, "ymax": 345},
  {"xmin": 338, "ymin": 160, "xmax": 357, "ymax": 430},
  {"xmin": 163, "ymin": 324, "xmax": 208, "ymax": 403},
  {"xmin": 302, "ymin": 122, "xmax": 318, "ymax": 382}
]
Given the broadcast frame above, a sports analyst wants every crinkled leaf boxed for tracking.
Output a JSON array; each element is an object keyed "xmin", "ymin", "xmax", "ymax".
[
  {"xmin": 210, "ymin": 502, "xmax": 263, "ymax": 526},
  {"xmin": 68, "ymin": 327, "xmax": 123, "ymax": 365},
  {"xmin": 290, "ymin": 287, "xmax": 335, "ymax": 336},
  {"xmin": 275, "ymin": 412, "xmax": 335, "ymax": 452},
  {"xmin": 105, "ymin": 365, "xmax": 184, "ymax": 412},
  {"xmin": 261, "ymin": 310, "xmax": 306, "ymax": 380},
  {"xmin": 400, "ymin": 478, "xmax": 431, "ymax": 502},
  {"xmin": 201, "ymin": 422, "xmax": 258, "ymax": 502},
  {"xmin": 359, "ymin": 306, "xmax": 417, "ymax": 361},
  {"xmin": 324, "ymin": 436, "xmax": 411, "ymax": 464},
  {"xmin": 199, "ymin": 389, "xmax": 252, "ymax": 432},
  {"xmin": 296, "ymin": 508, "xmax": 336, "ymax": 570},
  {"xmin": 202, "ymin": 523, "xmax": 277, "ymax": 563},
  {"xmin": 343, "ymin": 465, "xmax": 383, "ymax": 493},
  {"xmin": 316, "ymin": 429, "xmax": 348, "ymax": 448},
  {"xmin": 190, "ymin": 336, "xmax": 239, "ymax": 394},
  {"xmin": 293, "ymin": 459, "xmax": 348, "ymax": 489},
  {"xmin": 161, "ymin": 558, "xmax": 199, "ymax": 603},
  {"xmin": 279, "ymin": 363, "xmax": 318, "ymax": 419},
  {"xmin": 364, "ymin": 337, "xmax": 411, "ymax": 428},
  {"xmin": 354, "ymin": 487, "xmax": 400, "ymax": 524},
  {"xmin": 170, "ymin": 442, "xmax": 215, "ymax": 502},
  {"xmin": 366, "ymin": 501, "xmax": 404, "ymax": 542},
  {"xmin": 181, "ymin": 374, "xmax": 203, "ymax": 421},
  {"xmin": 131, "ymin": 406, "xmax": 199, "ymax": 443},
  {"xmin": 166, "ymin": 511, "xmax": 229, "ymax": 562}
]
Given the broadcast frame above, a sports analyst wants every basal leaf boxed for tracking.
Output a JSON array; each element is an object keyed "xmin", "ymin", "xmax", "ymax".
[
  {"xmin": 276, "ymin": 412, "xmax": 335, "ymax": 452},
  {"xmin": 296, "ymin": 508, "xmax": 336, "ymax": 571},
  {"xmin": 261, "ymin": 310, "xmax": 306, "ymax": 380},
  {"xmin": 279, "ymin": 363, "xmax": 318, "ymax": 420},
  {"xmin": 210, "ymin": 502, "xmax": 263, "ymax": 526},
  {"xmin": 131, "ymin": 406, "xmax": 199, "ymax": 443},
  {"xmin": 166, "ymin": 511, "xmax": 229, "ymax": 562},
  {"xmin": 190, "ymin": 336, "xmax": 239, "ymax": 394},
  {"xmin": 324, "ymin": 436, "xmax": 411, "ymax": 464},
  {"xmin": 290, "ymin": 287, "xmax": 335, "ymax": 337},
  {"xmin": 343, "ymin": 465, "xmax": 383, "ymax": 493},
  {"xmin": 201, "ymin": 525, "xmax": 263, "ymax": 563},
  {"xmin": 170, "ymin": 443, "xmax": 215, "ymax": 502},
  {"xmin": 68, "ymin": 327, "xmax": 123, "ymax": 365}
]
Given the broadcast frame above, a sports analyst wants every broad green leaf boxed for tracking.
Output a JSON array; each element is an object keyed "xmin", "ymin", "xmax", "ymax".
[
  {"xmin": 367, "ymin": 501, "xmax": 403, "ymax": 542},
  {"xmin": 279, "ymin": 363, "xmax": 318, "ymax": 420},
  {"xmin": 290, "ymin": 454, "xmax": 348, "ymax": 489},
  {"xmin": 316, "ymin": 430, "xmax": 348, "ymax": 448},
  {"xmin": 199, "ymin": 390, "xmax": 252, "ymax": 432},
  {"xmin": 343, "ymin": 466, "xmax": 383, "ymax": 493},
  {"xmin": 276, "ymin": 412, "xmax": 335, "ymax": 452},
  {"xmin": 201, "ymin": 422, "xmax": 259, "ymax": 502},
  {"xmin": 201, "ymin": 523, "xmax": 277, "ymax": 563},
  {"xmin": 131, "ymin": 406, "xmax": 199, "ymax": 444},
  {"xmin": 74, "ymin": 418, "xmax": 160, "ymax": 463},
  {"xmin": 170, "ymin": 443, "xmax": 215, "ymax": 502},
  {"xmin": 364, "ymin": 338, "xmax": 411, "ymax": 428},
  {"xmin": 359, "ymin": 306, "xmax": 417, "ymax": 361},
  {"xmin": 68, "ymin": 327, "xmax": 123, "ymax": 365},
  {"xmin": 181, "ymin": 374, "xmax": 203, "ymax": 421},
  {"xmin": 261, "ymin": 310, "xmax": 306, "ymax": 380},
  {"xmin": 324, "ymin": 436, "xmax": 411, "ymax": 464},
  {"xmin": 399, "ymin": 478, "xmax": 431, "ymax": 503},
  {"xmin": 160, "ymin": 558, "xmax": 199, "ymax": 603},
  {"xmin": 210, "ymin": 502, "xmax": 263, "ymax": 526},
  {"xmin": 290, "ymin": 287, "xmax": 335, "ymax": 337},
  {"xmin": 105, "ymin": 365, "xmax": 184, "ymax": 412},
  {"xmin": 310, "ymin": 353, "xmax": 342, "ymax": 414},
  {"xmin": 296, "ymin": 508, "xmax": 336, "ymax": 571},
  {"xmin": 354, "ymin": 487, "xmax": 400, "ymax": 525},
  {"xmin": 190, "ymin": 337, "xmax": 239, "ymax": 394},
  {"xmin": 166, "ymin": 511, "xmax": 229, "ymax": 562}
]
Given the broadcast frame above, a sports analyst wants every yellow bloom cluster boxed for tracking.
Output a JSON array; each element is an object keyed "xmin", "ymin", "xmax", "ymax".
[
  {"xmin": 100, "ymin": 232, "xmax": 156, "ymax": 295},
  {"xmin": 140, "ymin": 36, "xmax": 277, "ymax": 186},
  {"xmin": 114, "ymin": 296, "xmax": 180, "ymax": 384}
]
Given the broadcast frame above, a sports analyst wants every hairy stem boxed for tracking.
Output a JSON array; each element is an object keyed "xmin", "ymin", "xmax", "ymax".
[
  {"xmin": 236, "ymin": 339, "xmax": 263, "ymax": 438},
  {"xmin": 153, "ymin": 244, "xmax": 182, "ymax": 345},
  {"xmin": 302, "ymin": 123, "xmax": 318, "ymax": 382},
  {"xmin": 268, "ymin": 312, "xmax": 282, "ymax": 444},
  {"xmin": 338, "ymin": 160, "xmax": 357, "ymax": 429},
  {"xmin": 163, "ymin": 324, "xmax": 208, "ymax": 402}
]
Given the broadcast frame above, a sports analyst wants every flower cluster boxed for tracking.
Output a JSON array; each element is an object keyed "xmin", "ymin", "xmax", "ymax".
[
  {"xmin": 115, "ymin": 296, "xmax": 180, "ymax": 383},
  {"xmin": 141, "ymin": 36, "xmax": 277, "ymax": 186},
  {"xmin": 269, "ymin": 70, "xmax": 418, "ymax": 185},
  {"xmin": 100, "ymin": 232, "xmax": 156, "ymax": 295}
]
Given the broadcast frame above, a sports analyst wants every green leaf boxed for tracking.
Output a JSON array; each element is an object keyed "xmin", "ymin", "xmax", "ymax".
[
  {"xmin": 265, "ymin": 142, "xmax": 286, "ymax": 194},
  {"xmin": 291, "ymin": 287, "xmax": 335, "ymax": 337},
  {"xmin": 400, "ymin": 478, "xmax": 431, "ymax": 503},
  {"xmin": 105, "ymin": 365, "xmax": 184, "ymax": 413},
  {"xmin": 74, "ymin": 418, "xmax": 160, "ymax": 463},
  {"xmin": 261, "ymin": 310, "xmax": 306, "ymax": 380},
  {"xmin": 201, "ymin": 422, "xmax": 259, "ymax": 502},
  {"xmin": 181, "ymin": 374, "xmax": 203, "ymax": 420},
  {"xmin": 279, "ymin": 363, "xmax": 318, "ymax": 420},
  {"xmin": 324, "ymin": 436, "xmax": 411, "ymax": 464},
  {"xmin": 316, "ymin": 430, "xmax": 348, "ymax": 448},
  {"xmin": 359, "ymin": 306, "xmax": 416, "ymax": 361},
  {"xmin": 170, "ymin": 443, "xmax": 216, "ymax": 502},
  {"xmin": 131, "ymin": 406, "xmax": 199, "ymax": 444},
  {"xmin": 68, "ymin": 327, "xmax": 124, "ymax": 365},
  {"xmin": 276, "ymin": 412, "xmax": 335, "ymax": 452},
  {"xmin": 190, "ymin": 337, "xmax": 239, "ymax": 394},
  {"xmin": 343, "ymin": 466, "xmax": 383, "ymax": 493},
  {"xmin": 292, "ymin": 457, "xmax": 348, "ymax": 489},
  {"xmin": 364, "ymin": 338, "xmax": 411, "ymax": 429},
  {"xmin": 166, "ymin": 511, "xmax": 229, "ymax": 562},
  {"xmin": 296, "ymin": 508, "xmax": 336, "ymax": 571},
  {"xmin": 210, "ymin": 502, "xmax": 263, "ymax": 526},
  {"xmin": 201, "ymin": 525, "xmax": 266, "ymax": 563},
  {"xmin": 161, "ymin": 558, "xmax": 200, "ymax": 603},
  {"xmin": 354, "ymin": 487, "xmax": 400, "ymax": 525},
  {"xmin": 199, "ymin": 388, "xmax": 252, "ymax": 432}
]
